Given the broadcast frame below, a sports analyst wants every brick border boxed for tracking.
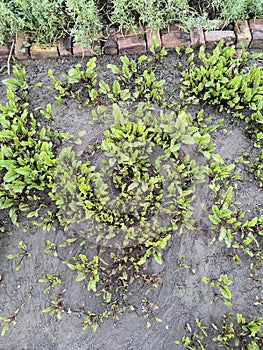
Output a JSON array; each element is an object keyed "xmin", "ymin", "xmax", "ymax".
[{"xmin": 0, "ymin": 20, "xmax": 262, "ymax": 60}]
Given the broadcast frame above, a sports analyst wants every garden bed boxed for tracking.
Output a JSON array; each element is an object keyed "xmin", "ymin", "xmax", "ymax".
[{"xmin": 0, "ymin": 42, "xmax": 262, "ymax": 350}]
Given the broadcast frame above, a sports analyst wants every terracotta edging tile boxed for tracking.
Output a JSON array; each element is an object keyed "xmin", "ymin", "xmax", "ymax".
[
  {"xmin": 30, "ymin": 43, "xmax": 59, "ymax": 59},
  {"xmin": 190, "ymin": 27, "xmax": 205, "ymax": 49},
  {"xmin": 117, "ymin": 27, "xmax": 146, "ymax": 54},
  {"xmin": 204, "ymin": 30, "xmax": 236, "ymax": 49},
  {"xmin": 58, "ymin": 37, "xmax": 72, "ymax": 56},
  {"xmin": 14, "ymin": 36, "xmax": 30, "ymax": 60},
  {"xmin": 161, "ymin": 24, "xmax": 191, "ymax": 49},
  {"xmin": 73, "ymin": 41, "xmax": 101, "ymax": 56},
  {"xmin": 234, "ymin": 20, "xmax": 252, "ymax": 48},
  {"xmin": 145, "ymin": 26, "xmax": 161, "ymax": 51},
  {"xmin": 1, "ymin": 19, "xmax": 263, "ymax": 60},
  {"xmin": 249, "ymin": 19, "xmax": 263, "ymax": 49},
  {"xmin": 0, "ymin": 44, "xmax": 10, "ymax": 58}
]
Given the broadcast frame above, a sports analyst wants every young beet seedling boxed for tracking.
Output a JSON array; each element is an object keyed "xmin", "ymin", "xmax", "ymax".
[
  {"xmin": 6, "ymin": 240, "xmax": 30, "ymax": 271},
  {"xmin": 202, "ymin": 274, "xmax": 233, "ymax": 306},
  {"xmin": 42, "ymin": 289, "xmax": 66, "ymax": 320},
  {"xmin": 0, "ymin": 309, "xmax": 19, "ymax": 336},
  {"xmin": 39, "ymin": 274, "xmax": 62, "ymax": 294}
]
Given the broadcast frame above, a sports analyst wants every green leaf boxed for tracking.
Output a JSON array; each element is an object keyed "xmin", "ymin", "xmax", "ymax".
[
  {"xmin": 107, "ymin": 64, "xmax": 119, "ymax": 74},
  {"xmin": 202, "ymin": 277, "xmax": 210, "ymax": 284},
  {"xmin": 40, "ymin": 152, "xmax": 54, "ymax": 166},
  {"xmin": 153, "ymin": 252, "xmax": 162, "ymax": 265},
  {"xmin": 99, "ymin": 80, "xmax": 110, "ymax": 94},
  {"xmin": 104, "ymin": 292, "xmax": 112, "ymax": 303},
  {"xmin": 3, "ymin": 170, "xmax": 20, "ymax": 183},
  {"xmin": 0, "ymin": 160, "xmax": 15, "ymax": 169},
  {"xmin": 9, "ymin": 207, "xmax": 18, "ymax": 225},
  {"xmin": 15, "ymin": 166, "xmax": 32, "ymax": 176},
  {"xmin": 88, "ymin": 277, "xmax": 98, "ymax": 292},
  {"xmin": 42, "ymin": 306, "xmax": 52, "ymax": 313},
  {"xmin": 211, "ymin": 154, "xmax": 224, "ymax": 163},
  {"xmin": 66, "ymin": 263, "xmax": 76, "ymax": 271},
  {"xmin": 219, "ymin": 226, "xmax": 227, "ymax": 241},
  {"xmin": 219, "ymin": 285, "xmax": 232, "ymax": 299},
  {"xmin": 181, "ymin": 135, "xmax": 196, "ymax": 145},
  {"xmin": 137, "ymin": 255, "xmax": 147, "ymax": 265},
  {"xmin": 224, "ymin": 186, "xmax": 233, "ymax": 203},
  {"xmin": 7, "ymin": 254, "xmax": 20, "ymax": 259},
  {"xmin": 237, "ymin": 313, "xmax": 245, "ymax": 324},
  {"xmin": 112, "ymin": 80, "xmax": 121, "ymax": 95},
  {"xmin": 1, "ymin": 324, "xmax": 9, "ymax": 336},
  {"xmin": 234, "ymin": 254, "xmax": 241, "ymax": 265},
  {"xmin": 247, "ymin": 341, "xmax": 260, "ymax": 350},
  {"xmin": 248, "ymin": 217, "xmax": 258, "ymax": 227},
  {"xmin": 76, "ymin": 271, "xmax": 86, "ymax": 282}
]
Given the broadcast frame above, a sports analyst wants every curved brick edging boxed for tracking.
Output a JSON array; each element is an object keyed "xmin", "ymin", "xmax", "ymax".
[{"xmin": 0, "ymin": 19, "xmax": 262, "ymax": 60}]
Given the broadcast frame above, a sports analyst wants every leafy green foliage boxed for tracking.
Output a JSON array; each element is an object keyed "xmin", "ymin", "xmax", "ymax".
[
  {"xmin": 175, "ymin": 313, "xmax": 263, "ymax": 349},
  {"xmin": 213, "ymin": 313, "xmax": 263, "ymax": 349},
  {"xmin": 52, "ymin": 104, "xmax": 206, "ymax": 249},
  {"xmin": 65, "ymin": 0, "xmax": 102, "ymax": 47},
  {"xmin": 49, "ymin": 53, "xmax": 167, "ymax": 106},
  {"xmin": 202, "ymin": 274, "xmax": 233, "ymax": 306},
  {"xmin": 0, "ymin": 309, "xmax": 19, "ymax": 337},
  {"xmin": 48, "ymin": 57, "xmax": 98, "ymax": 105},
  {"xmin": 181, "ymin": 41, "xmax": 263, "ymax": 113},
  {"xmin": 1, "ymin": 44, "xmax": 263, "ymax": 339},
  {"xmin": 0, "ymin": 65, "xmax": 71, "ymax": 225},
  {"xmin": 42, "ymin": 289, "xmax": 66, "ymax": 320},
  {"xmin": 6, "ymin": 240, "xmax": 30, "ymax": 271},
  {"xmin": 39, "ymin": 274, "xmax": 62, "ymax": 294}
]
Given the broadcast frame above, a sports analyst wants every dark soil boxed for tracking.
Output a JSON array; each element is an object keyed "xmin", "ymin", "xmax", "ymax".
[{"xmin": 0, "ymin": 50, "xmax": 262, "ymax": 350}]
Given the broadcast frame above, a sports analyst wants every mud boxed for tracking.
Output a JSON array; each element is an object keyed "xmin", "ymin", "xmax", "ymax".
[{"xmin": 0, "ymin": 50, "xmax": 262, "ymax": 350}]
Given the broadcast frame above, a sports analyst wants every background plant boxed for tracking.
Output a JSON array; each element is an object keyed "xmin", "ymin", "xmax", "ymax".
[{"xmin": 0, "ymin": 0, "xmax": 262, "ymax": 46}]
